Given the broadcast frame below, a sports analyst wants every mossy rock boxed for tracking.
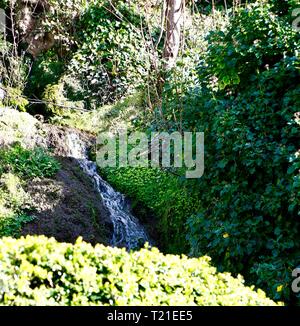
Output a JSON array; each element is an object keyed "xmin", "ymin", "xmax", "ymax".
[{"xmin": 0, "ymin": 107, "xmax": 44, "ymax": 148}]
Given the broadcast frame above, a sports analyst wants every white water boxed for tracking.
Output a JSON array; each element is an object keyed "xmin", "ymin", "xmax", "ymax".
[{"xmin": 66, "ymin": 132, "xmax": 150, "ymax": 250}]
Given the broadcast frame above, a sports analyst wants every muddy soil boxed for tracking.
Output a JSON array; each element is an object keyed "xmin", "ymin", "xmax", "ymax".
[{"xmin": 21, "ymin": 124, "xmax": 113, "ymax": 245}]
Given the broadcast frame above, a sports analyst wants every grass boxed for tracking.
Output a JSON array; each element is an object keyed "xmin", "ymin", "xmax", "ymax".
[
  {"xmin": 50, "ymin": 92, "xmax": 147, "ymax": 134},
  {"xmin": 0, "ymin": 144, "xmax": 60, "ymax": 237}
]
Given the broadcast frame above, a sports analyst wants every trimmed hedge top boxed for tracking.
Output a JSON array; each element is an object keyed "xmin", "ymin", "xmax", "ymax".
[{"xmin": 0, "ymin": 236, "xmax": 278, "ymax": 306}]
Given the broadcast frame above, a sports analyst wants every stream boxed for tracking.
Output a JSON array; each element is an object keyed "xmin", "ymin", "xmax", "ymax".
[{"xmin": 66, "ymin": 132, "xmax": 151, "ymax": 250}]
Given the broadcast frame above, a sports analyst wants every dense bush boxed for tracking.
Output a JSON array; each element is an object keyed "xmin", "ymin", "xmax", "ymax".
[
  {"xmin": 102, "ymin": 167, "xmax": 200, "ymax": 253},
  {"xmin": 42, "ymin": 78, "xmax": 85, "ymax": 115},
  {"xmin": 67, "ymin": 0, "xmax": 150, "ymax": 107},
  {"xmin": 182, "ymin": 4, "xmax": 300, "ymax": 303},
  {"xmin": 187, "ymin": 64, "xmax": 300, "ymax": 302},
  {"xmin": 0, "ymin": 236, "xmax": 279, "ymax": 306},
  {"xmin": 120, "ymin": 2, "xmax": 300, "ymax": 304},
  {"xmin": 200, "ymin": 3, "xmax": 299, "ymax": 90},
  {"xmin": 27, "ymin": 52, "xmax": 65, "ymax": 101}
]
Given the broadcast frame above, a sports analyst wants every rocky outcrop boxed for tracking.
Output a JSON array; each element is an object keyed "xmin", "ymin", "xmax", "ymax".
[
  {"xmin": 0, "ymin": 107, "xmax": 46, "ymax": 147},
  {"xmin": 0, "ymin": 107, "xmax": 112, "ymax": 245}
]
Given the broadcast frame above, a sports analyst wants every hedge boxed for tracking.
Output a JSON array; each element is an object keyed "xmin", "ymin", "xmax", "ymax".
[{"xmin": 0, "ymin": 236, "xmax": 279, "ymax": 306}]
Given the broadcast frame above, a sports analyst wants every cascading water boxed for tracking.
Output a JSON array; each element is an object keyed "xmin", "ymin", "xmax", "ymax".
[{"xmin": 66, "ymin": 132, "xmax": 151, "ymax": 250}]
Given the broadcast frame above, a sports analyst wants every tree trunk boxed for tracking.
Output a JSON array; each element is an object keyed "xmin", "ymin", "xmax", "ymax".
[{"xmin": 163, "ymin": 0, "xmax": 184, "ymax": 69}]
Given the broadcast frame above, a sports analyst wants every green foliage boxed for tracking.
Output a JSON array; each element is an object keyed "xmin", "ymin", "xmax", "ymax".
[
  {"xmin": 27, "ymin": 51, "xmax": 65, "ymax": 100},
  {"xmin": 23, "ymin": 0, "xmax": 150, "ymax": 110},
  {"xmin": 0, "ymin": 39, "xmax": 30, "ymax": 111},
  {"xmin": 194, "ymin": 0, "xmax": 298, "ymax": 16},
  {"xmin": 0, "ymin": 0, "xmax": 298, "ymax": 306},
  {"xmin": 0, "ymin": 214, "xmax": 35, "ymax": 238},
  {"xmin": 268, "ymin": 0, "xmax": 300, "ymax": 17},
  {"xmin": 102, "ymin": 167, "xmax": 200, "ymax": 253},
  {"xmin": 42, "ymin": 80, "xmax": 85, "ymax": 116},
  {"xmin": 182, "ymin": 5, "xmax": 300, "ymax": 303},
  {"xmin": 3, "ymin": 87, "xmax": 29, "ymax": 112},
  {"xmin": 156, "ymin": 11, "xmax": 229, "ymax": 131},
  {"xmin": 0, "ymin": 145, "xmax": 60, "ymax": 237},
  {"xmin": 0, "ymin": 108, "xmax": 42, "ymax": 147},
  {"xmin": 0, "ymin": 173, "xmax": 34, "ymax": 237},
  {"xmin": 42, "ymin": 83, "xmax": 65, "ymax": 115},
  {"xmin": 136, "ymin": 2, "xmax": 300, "ymax": 304},
  {"xmin": 0, "ymin": 236, "xmax": 279, "ymax": 306},
  {"xmin": 41, "ymin": 0, "xmax": 88, "ymax": 49},
  {"xmin": 0, "ymin": 173, "xmax": 30, "ymax": 211},
  {"xmin": 200, "ymin": 3, "xmax": 299, "ymax": 90},
  {"xmin": 52, "ymin": 92, "xmax": 146, "ymax": 133},
  {"xmin": 0, "ymin": 144, "xmax": 60, "ymax": 179},
  {"xmin": 68, "ymin": 0, "xmax": 149, "ymax": 106}
]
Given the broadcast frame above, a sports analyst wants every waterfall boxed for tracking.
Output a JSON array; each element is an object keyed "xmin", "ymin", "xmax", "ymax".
[{"xmin": 65, "ymin": 132, "xmax": 151, "ymax": 250}]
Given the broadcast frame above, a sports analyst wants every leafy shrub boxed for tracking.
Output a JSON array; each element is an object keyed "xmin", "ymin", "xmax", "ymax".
[
  {"xmin": 3, "ymin": 87, "xmax": 29, "ymax": 112},
  {"xmin": 0, "ymin": 173, "xmax": 34, "ymax": 237},
  {"xmin": 68, "ymin": 0, "xmax": 149, "ymax": 106},
  {"xmin": 0, "ymin": 173, "xmax": 31, "ymax": 211},
  {"xmin": 102, "ymin": 167, "xmax": 200, "ymax": 253},
  {"xmin": 185, "ymin": 14, "xmax": 300, "ymax": 303},
  {"xmin": 0, "ymin": 214, "xmax": 34, "ymax": 238},
  {"xmin": 0, "ymin": 144, "xmax": 60, "ymax": 179},
  {"xmin": 27, "ymin": 51, "xmax": 65, "ymax": 100},
  {"xmin": 200, "ymin": 3, "xmax": 299, "ymax": 90},
  {"xmin": 42, "ymin": 80, "xmax": 85, "ymax": 116},
  {"xmin": 140, "ymin": 2, "xmax": 300, "ymax": 304},
  {"xmin": 0, "ymin": 236, "xmax": 279, "ymax": 306},
  {"xmin": 156, "ymin": 11, "xmax": 229, "ymax": 131},
  {"xmin": 0, "ymin": 145, "xmax": 60, "ymax": 237}
]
